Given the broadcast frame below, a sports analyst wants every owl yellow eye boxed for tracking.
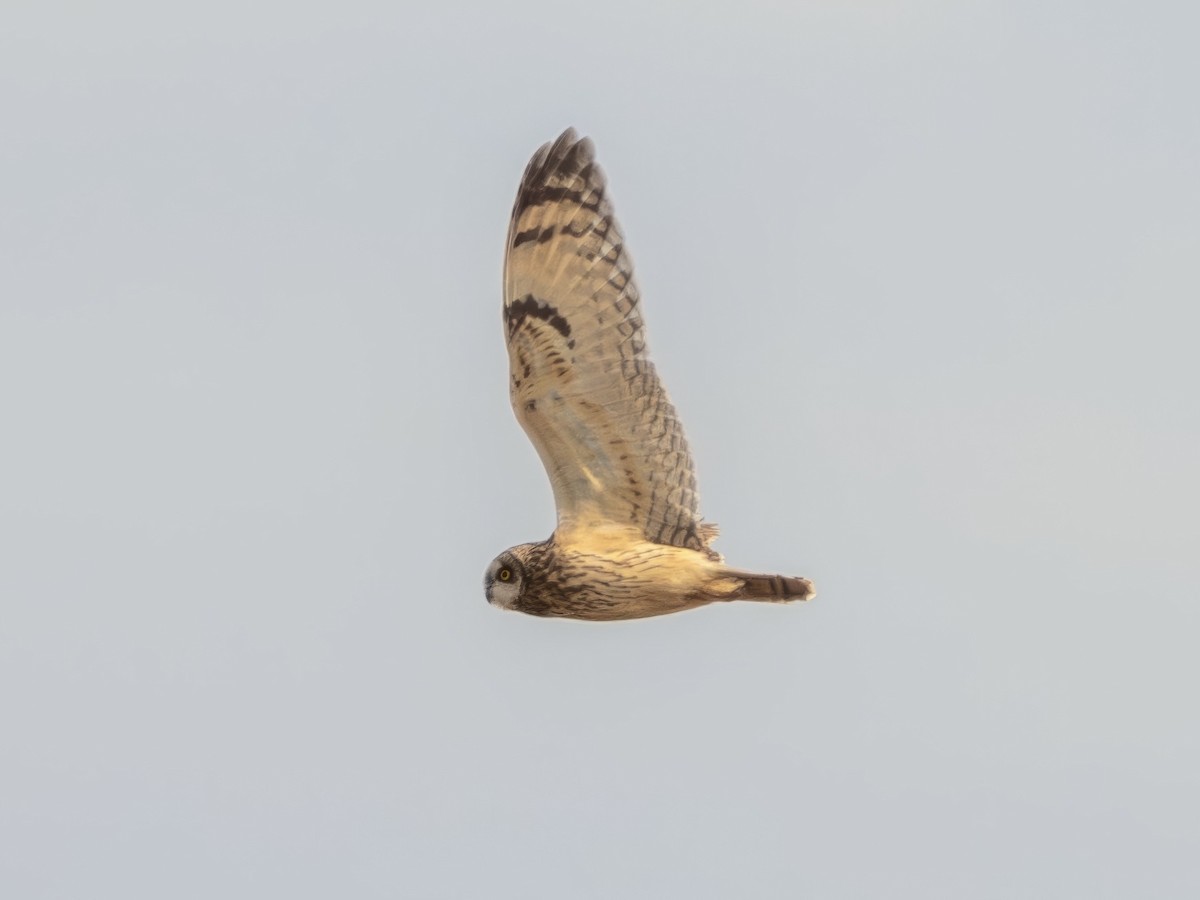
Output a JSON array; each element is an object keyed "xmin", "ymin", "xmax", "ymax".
[{"xmin": 498, "ymin": 568, "xmax": 512, "ymax": 582}]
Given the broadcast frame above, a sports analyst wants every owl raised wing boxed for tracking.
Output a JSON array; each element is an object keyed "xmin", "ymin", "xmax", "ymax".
[{"xmin": 503, "ymin": 128, "xmax": 714, "ymax": 553}]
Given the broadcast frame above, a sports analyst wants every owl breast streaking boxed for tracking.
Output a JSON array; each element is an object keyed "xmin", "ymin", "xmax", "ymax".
[{"xmin": 485, "ymin": 129, "xmax": 815, "ymax": 621}]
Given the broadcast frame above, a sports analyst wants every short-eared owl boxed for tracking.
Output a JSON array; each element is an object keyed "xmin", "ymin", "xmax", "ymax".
[{"xmin": 485, "ymin": 129, "xmax": 815, "ymax": 621}]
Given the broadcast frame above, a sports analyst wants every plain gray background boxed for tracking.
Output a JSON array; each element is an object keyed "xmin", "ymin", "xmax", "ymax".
[{"xmin": 3, "ymin": 1, "xmax": 1197, "ymax": 896}]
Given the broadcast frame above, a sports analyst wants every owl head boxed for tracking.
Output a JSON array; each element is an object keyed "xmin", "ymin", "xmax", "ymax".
[{"xmin": 484, "ymin": 545, "xmax": 535, "ymax": 610}]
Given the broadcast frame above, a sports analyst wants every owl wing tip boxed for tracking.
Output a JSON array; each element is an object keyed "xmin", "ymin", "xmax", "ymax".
[{"xmin": 516, "ymin": 129, "xmax": 597, "ymax": 203}]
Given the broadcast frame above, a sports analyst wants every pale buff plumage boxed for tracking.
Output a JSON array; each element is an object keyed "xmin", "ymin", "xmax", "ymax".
[{"xmin": 485, "ymin": 129, "xmax": 815, "ymax": 621}]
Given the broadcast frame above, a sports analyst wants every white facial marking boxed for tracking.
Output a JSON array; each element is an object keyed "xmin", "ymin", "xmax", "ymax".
[
  {"xmin": 486, "ymin": 557, "xmax": 522, "ymax": 609},
  {"xmin": 489, "ymin": 580, "xmax": 521, "ymax": 609}
]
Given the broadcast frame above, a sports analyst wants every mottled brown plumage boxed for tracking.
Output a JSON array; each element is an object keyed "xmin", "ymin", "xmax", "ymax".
[{"xmin": 485, "ymin": 129, "xmax": 815, "ymax": 621}]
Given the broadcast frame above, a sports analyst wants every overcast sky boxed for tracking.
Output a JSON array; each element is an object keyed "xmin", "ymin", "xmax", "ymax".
[{"xmin": 2, "ymin": 2, "xmax": 1198, "ymax": 897}]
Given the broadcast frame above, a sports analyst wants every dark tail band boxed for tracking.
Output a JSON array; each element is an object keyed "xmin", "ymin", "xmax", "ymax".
[{"xmin": 731, "ymin": 571, "xmax": 816, "ymax": 603}]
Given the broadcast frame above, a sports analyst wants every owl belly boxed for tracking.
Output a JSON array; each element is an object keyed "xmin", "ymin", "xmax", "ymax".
[{"xmin": 540, "ymin": 539, "xmax": 736, "ymax": 621}]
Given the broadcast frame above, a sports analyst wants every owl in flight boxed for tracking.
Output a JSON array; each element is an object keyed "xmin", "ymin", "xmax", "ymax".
[{"xmin": 485, "ymin": 129, "xmax": 815, "ymax": 621}]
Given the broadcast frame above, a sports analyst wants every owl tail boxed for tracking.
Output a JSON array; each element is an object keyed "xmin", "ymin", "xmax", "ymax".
[{"xmin": 726, "ymin": 570, "xmax": 816, "ymax": 603}]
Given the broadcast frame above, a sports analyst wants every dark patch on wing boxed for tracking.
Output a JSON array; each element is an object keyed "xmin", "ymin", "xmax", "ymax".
[
  {"xmin": 512, "ymin": 225, "xmax": 557, "ymax": 247},
  {"xmin": 512, "ymin": 227, "xmax": 539, "ymax": 247},
  {"xmin": 506, "ymin": 294, "xmax": 572, "ymax": 341},
  {"xmin": 561, "ymin": 213, "xmax": 612, "ymax": 241},
  {"xmin": 516, "ymin": 184, "xmax": 603, "ymax": 217}
]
